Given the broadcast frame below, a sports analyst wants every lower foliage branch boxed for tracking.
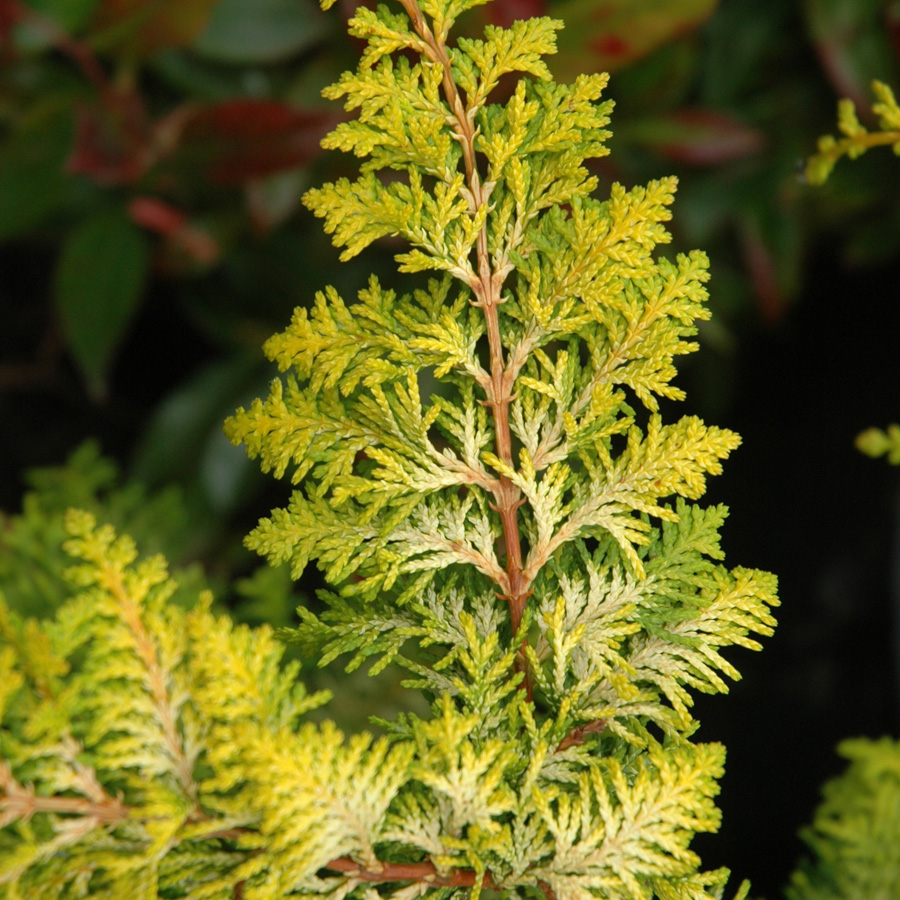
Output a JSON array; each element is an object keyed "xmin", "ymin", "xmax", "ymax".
[{"xmin": 0, "ymin": 775, "xmax": 509, "ymax": 897}]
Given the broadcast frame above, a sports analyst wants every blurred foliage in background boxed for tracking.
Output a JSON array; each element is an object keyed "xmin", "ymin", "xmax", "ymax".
[
  {"xmin": 2, "ymin": 0, "xmax": 900, "ymax": 893},
  {"xmin": 785, "ymin": 737, "xmax": 900, "ymax": 900},
  {"xmin": 3, "ymin": 0, "xmax": 900, "ymax": 537}
]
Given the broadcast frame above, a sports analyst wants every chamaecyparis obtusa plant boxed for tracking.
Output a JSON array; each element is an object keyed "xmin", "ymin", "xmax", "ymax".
[{"xmin": 0, "ymin": 0, "xmax": 778, "ymax": 897}]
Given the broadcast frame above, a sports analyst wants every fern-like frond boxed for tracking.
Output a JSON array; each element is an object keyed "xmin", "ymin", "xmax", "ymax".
[
  {"xmin": 454, "ymin": 18, "xmax": 563, "ymax": 107},
  {"xmin": 0, "ymin": 515, "xmax": 417, "ymax": 900},
  {"xmin": 518, "ymin": 416, "xmax": 740, "ymax": 580},
  {"xmin": 527, "ymin": 505, "xmax": 778, "ymax": 744},
  {"xmin": 805, "ymin": 80, "xmax": 900, "ymax": 184},
  {"xmin": 218, "ymin": 0, "xmax": 779, "ymax": 896},
  {"xmin": 231, "ymin": 723, "xmax": 415, "ymax": 894},
  {"xmin": 532, "ymin": 740, "xmax": 727, "ymax": 900},
  {"xmin": 322, "ymin": 54, "xmax": 455, "ymax": 179}
]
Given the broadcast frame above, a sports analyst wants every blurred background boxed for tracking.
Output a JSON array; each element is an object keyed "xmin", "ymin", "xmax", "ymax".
[{"xmin": 1, "ymin": 0, "xmax": 899, "ymax": 896}]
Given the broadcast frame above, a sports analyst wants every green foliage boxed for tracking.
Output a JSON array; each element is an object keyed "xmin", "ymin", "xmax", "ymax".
[
  {"xmin": 55, "ymin": 210, "xmax": 150, "ymax": 399},
  {"xmin": 3, "ymin": 0, "xmax": 779, "ymax": 897},
  {"xmin": 0, "ymin": 441, "xmax": 207, "ymax": 622},
  {"xmin": 0, "ymin": 511, "xmax": 339, "ymax": 899},
  {"xmin": 804, "ymin": 80, "xmax": 900, "ymax": 185},
  {"xmin": 0, "ymin": 509, "xmax": 764, "ymax": 899},
  {"xmin": 785, "ymin": 738, "xmax": 900, "ymax": 900},
  {"xmin": 193, "ymin": 0, "xmax": 328, "ymax": 63},
  {"xmin": 855, "ymin": 425, "xmax": 900, "ymax": 465}
]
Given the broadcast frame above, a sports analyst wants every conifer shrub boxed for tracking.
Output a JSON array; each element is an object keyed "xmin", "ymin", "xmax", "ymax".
[
  {"xmin": 786, "ymin": 738, "xmax": 900, "ymax": 900},
  {"xmin": 0, "ymin": 1, "xmax": 781, "ymax": 897}
]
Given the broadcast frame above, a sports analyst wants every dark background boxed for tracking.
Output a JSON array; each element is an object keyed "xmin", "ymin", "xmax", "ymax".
[{"xmin": 690, "ymin": 246, "xmax": 900, "ymax": 897}]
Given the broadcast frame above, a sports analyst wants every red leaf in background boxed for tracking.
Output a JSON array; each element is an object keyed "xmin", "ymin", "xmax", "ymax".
[
  {"xmin": 739, "ymin": 220, "xmax": 784, "ymax": 325},
  {"xmin": 92, "ymin": 0, "xmax": 219, "ymax": 57},
  {"xmin": 0, "ymin": 0, "xmax": 24, "ymax": 50},
  {"xmin": 69, "ymin": 96, "xmax": 336, "ymax": 190},
  {"xmin": 170, "ymin": 100, "xmax": 337, "ymax": 185},
  {"xmin": 805, "ymin": 0, "xmax": 896, "ymax": 113},
  {"xmin": 552, "ymin": 0, "xmax": 718, "ymax": 79},
  {"xmin": 68, "ymin": 89, "xmax": 151, "ymax": 185},
  {"xmin": 129, "ymin": 196, "xmax": 219, "ymax": 264},
  {"xmin": 488, "ymin": 0, "xmax": 546, "ymax": 27},
  {"xmin": 129, "ymin": 196, "xmax": 185, "ymax": 235},
  {"xmin": 591, "ymin": 34, "xmax": 630, "ymax": 58},
  {"xmin": 640, "ymin": 109, "xmax": 765, "ymax": 166}
]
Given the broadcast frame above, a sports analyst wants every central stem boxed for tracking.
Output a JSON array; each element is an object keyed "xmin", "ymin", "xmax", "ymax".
[{"xmin": 398, "ymin": 0, "xmax": 530, "ymax": 639}]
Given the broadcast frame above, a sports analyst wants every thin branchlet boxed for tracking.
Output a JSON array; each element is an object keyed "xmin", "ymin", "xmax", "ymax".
[{"xmin": 397, "ymin": 0, "xmax": 530, "ymax": 648}]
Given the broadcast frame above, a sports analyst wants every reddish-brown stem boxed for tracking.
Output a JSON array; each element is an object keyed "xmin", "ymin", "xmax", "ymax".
[
  {"xmin": 325, "ymin": 856, "xmax": 495, "ymax": 889},
  {"xmin": 539, "ymin": 879, "xmax": 559, "ymax": 900},
  {"xmin": 99, "ymin": 566, "xmax": 199, "ymax": 803},
  {"xmin": 0, "ymin": 784, "xmax": 128, "ymax": 826},
  {"xmin": 556, "ymin": 719, "xmax": 607, "ymax": 751},
  {"xmin": 397, "ymin": 0, "xmax": 530, "ymax": 660},
  {"xmin": 326, "ymin": 857, "xmax": 557, "ymax": 900}
]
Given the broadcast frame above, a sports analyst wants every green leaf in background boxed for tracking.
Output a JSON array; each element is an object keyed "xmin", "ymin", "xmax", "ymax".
[
  {"xmin": 0, "ymin": 111, "xmax": 75, "ymax": 243},
  {"xmin": 13, "ymin": 0, "xmax": 99, "ymax": 50},
  {"xmin": 168, "ymin": 99, "xmax": 334, "ymax": 185},
  {"xmin": 805, "ymin": 0, "xmax": 899, "ymax": 107},
  {"xmin": 550, "ymin": 0, "xmax": 718, "ymax": 80},
  {"xmin": 131, "ymin": 356, "xmax": 262, "ymax": 513},
  {"xmin": 54, "ymin": 209, "xmax": 149, "ymax": 398},
  {"xmin": 150, "ymin": 48, "xmax": 256, "ymax": 102},
  {"xmin": 617, "ymin": 108, "xmax": 764, "ymax": 165},
  {"xmin": 192, "ymin": 0, "xmax": 328, "ymax": 65},
  {"xmin": 696, "ymin": 0, "xmax": 797, "ymax": 107},
  {"xmin": 91, "ymin": 0, "xmax": 220, "ymax": 57}
]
